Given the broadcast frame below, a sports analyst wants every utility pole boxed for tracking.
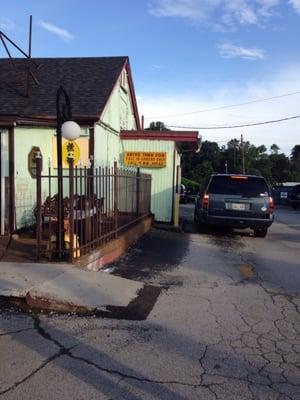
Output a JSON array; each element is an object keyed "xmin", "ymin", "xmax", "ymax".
[
  {"xmin": 225, "ymin": 160, "xmax": 228, "ymax": 174},
  {"xmin": 241, "ymin": 134, "xmax": 245, "ymax": 174}
]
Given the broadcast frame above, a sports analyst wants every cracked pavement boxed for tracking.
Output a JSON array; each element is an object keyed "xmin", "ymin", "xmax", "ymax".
[{"xmin": 0, "ymin": 206, "xmax": 299, "ymax": 399}]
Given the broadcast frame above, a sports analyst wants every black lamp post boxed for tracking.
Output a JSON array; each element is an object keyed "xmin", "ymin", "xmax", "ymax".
[{"xmin": 56, "ymin": 86, "xmax": 80, "ymax": 259}]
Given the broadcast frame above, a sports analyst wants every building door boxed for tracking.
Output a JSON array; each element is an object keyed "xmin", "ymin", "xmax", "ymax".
[{"xmin": 0, "ymin": 130, "xmax": 9, "ymax": 235}]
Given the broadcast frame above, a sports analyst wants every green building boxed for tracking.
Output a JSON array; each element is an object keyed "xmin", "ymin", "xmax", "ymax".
[{"xmin": 0, "ymin": 56, "xmax": 199, "ymax": 236}]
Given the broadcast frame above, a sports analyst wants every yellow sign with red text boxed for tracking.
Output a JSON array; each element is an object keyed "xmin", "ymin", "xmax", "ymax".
[{"xmin": 124, "ymin": 151, "xmax": 167, "ymax": 168}]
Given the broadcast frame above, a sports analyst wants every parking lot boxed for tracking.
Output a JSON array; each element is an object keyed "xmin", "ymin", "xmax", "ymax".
[{"xmin": 0, "ymin": 204, "xmax": 299, "ymax": 399}]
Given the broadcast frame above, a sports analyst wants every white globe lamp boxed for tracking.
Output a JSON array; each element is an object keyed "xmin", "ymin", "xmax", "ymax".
[{"xmin": 61, "ymin": 121, "xmax": 81, "ymax": 141}]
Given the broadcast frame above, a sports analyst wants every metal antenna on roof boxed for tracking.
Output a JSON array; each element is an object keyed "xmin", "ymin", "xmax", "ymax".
[
  {"xmin": 0, "ymin": 15, "xmax": 39, "ymax": 97},
  {"xmin": 26, "ymin": 15, "xmax": 33, "ymax": 97}
]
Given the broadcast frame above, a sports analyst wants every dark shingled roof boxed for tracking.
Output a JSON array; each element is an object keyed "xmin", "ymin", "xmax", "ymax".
[{"xmin": 0, "ymin": 57, "xmax": 128, "ymax": 120}]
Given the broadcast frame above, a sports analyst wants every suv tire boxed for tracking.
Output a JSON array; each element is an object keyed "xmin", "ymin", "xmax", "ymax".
[{"xmin": 254, "ymin": 228, "xmax": 268, "ymax": 238}]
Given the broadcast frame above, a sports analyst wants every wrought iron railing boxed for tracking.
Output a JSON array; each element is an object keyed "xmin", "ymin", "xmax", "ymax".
[{"xmin": 35, "ymin": 159, "xmax": 151, "ymax": 261}]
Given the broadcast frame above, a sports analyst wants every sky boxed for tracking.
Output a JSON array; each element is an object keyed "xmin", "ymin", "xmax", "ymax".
[{"xmin": 1, "ymin": 0, "xmax": 300, "ymax": 155}]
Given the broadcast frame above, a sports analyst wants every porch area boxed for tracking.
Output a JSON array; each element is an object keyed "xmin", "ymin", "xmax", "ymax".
[{"xmin": 1, "ymin": 162, "xmax": 152, "ymax": 264}]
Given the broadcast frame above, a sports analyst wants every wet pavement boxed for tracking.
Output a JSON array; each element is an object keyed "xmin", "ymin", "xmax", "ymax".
[
  {"xmin": 107, "ymin": 228, "xmax": 189, "ymax": 289},
  {"xmin": 0, "ymin": 204, "xmax": 299, "ymax": 399}
]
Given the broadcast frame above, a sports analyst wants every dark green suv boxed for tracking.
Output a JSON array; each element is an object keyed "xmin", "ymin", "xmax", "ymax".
[
  {"xmin": 194, "ymin": 174, "xmax": 274, "ymax": 237},
  {"xmin": 289, "ymin": 184, "xmax": 300, "ymax": 209}
]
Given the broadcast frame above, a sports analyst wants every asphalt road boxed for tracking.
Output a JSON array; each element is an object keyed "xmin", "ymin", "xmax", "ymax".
[{"xmin": 0, "ymin": 205, "xmax": 299, "ymax": 399}]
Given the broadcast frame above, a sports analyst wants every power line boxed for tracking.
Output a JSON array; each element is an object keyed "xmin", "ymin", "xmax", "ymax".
[
  {"xmin": 144, "ymin": 90, "xmax": 300, "ymax": 119},
  {"xmin": 166, "ymin": 114, "xmax": 300, "ymax": 130}
]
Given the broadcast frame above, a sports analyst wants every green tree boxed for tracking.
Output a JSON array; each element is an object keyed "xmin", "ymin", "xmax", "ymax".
[
  {"xmin": 269, "ymin": 153, "xmax": 291, "ymax": 183},
  {"xmin": 181, "ymin": 137, "xmax": 299, "ymax": 186},
  {"xmin": 181, "ymin": 141, "xmax": 220, "ymax": 187},
  {"xmin": 270, "ymin": 144, "xmax": 280, "ymax": 155},
  {"xmin": 145, "ymin": 121, "xmax": 170, "ymax": 131},
  {"xmin": 220, "ymin": 139, "xmax": 240, "ymax": 173},
  {"xmin": 291, "ymin": 145, "xmax": 300, "ymax": 172}
]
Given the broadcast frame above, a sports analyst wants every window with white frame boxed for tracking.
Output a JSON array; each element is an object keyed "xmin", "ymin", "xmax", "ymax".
[{"xmin": 120, "ymin": 69, "xmax": 127, "ymax": 90}]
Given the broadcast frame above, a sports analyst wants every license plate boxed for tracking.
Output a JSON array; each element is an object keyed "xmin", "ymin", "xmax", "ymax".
[{"xmin": 229, "ymin": 203, "xmax": 246, "ymax": 210}]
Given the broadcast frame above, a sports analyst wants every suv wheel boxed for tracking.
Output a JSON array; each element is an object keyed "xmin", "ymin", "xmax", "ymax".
[
  {"xmin": 254, "ymin": 228, "xmax": 268, "ymax": 238},
  {"xmin": 292, "ymin": 203, "xmax": 299, "ymax": 210}
]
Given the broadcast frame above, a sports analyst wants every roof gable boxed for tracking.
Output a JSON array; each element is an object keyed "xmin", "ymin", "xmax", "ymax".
[
  {"xmin": 0, "ymin": 57, "xmax": 129, "ymax": 122},
  {"xmin": 98, "ymin": 60, "xmax": 141, "ymax": 130}
]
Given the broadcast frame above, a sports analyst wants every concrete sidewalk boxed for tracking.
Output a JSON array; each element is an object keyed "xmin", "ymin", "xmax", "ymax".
[{"xmin": 0, "ymin": 262, "xmax": 159, "ymax": 318}]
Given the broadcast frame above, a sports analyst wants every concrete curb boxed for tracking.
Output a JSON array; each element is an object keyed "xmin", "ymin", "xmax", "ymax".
[
  {"xmin": 0, "ymin": 261, "xmax": 161, "ymax": 319},
  {"xmin": 1, "ymin": 284, "xmax": 161, "ymax": 320},
  {"xmin": 73, "ymin": 216, "xmax": 153, "ymax": 271},
  {"xmin": 26, "ymin": 292, "xmax": 95, "ymax": 314}
]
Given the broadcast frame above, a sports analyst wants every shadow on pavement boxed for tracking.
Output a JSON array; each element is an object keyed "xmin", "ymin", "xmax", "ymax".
[
  {"xmin": 110, "ymin": 228, "xmax": 189, "ymax": 282},
  {"xmin": 0, "ymin": 313, "xmax": 295, "ymax": 399}
]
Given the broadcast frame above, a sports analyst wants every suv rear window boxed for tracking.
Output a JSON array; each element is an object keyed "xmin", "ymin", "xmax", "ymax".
[{"xmin": 208, "ymin": 176, "xmax": 269, "ymax": 197}]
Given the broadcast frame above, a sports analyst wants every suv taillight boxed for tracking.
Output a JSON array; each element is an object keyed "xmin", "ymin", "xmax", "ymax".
[
  {"xmin": 202, "ymin": 193, "xmax": 209, "ymax": 209},
  {"xmin": 268, "ymin": 196, "xmax": 274, "ymax": 213}
]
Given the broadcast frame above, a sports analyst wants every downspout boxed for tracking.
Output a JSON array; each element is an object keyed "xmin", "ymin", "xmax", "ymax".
[
  {"xmin": 171, "ymin": 146, "xmax": 176, "ymax": 225},
  {"xmin": 89, "ymin": 126, "xmax": 95, "ymax": 162},
  {"xmin": 174, "ymin": 164, "xmax": 180, "ymax": 227},
  {"xmin": 88, "ymin": 126, "xmax": 95, "ymax": 195},
  {"xmin": 0, "ymin": 130, "xmax": 2, "ymax": 234}
]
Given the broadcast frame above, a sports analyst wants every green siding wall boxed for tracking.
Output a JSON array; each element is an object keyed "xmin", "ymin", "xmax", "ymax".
[
  {"xmin": 94, "ymin": 67, "xmax": 137, "ymax": 166},
  {"xmin": 120, "ymin": 140, "xmax": 179, "ymax": 223},
  {"xmin": 14, "ymin": 127, "xmax": 54, "ymax": 228},
  {"xmin": 0, "ymin": 129, "xmax": 9, "ymax": 234}
]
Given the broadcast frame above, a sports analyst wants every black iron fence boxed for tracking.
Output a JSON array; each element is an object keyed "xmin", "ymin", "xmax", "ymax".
[{"xmin": 35, "ymin": 158, "xmax": 151, "ymax": 261}]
